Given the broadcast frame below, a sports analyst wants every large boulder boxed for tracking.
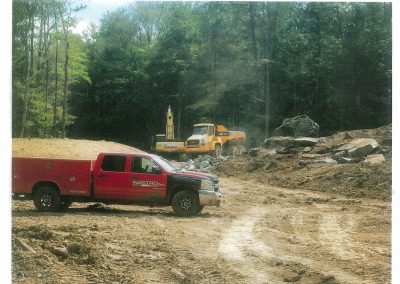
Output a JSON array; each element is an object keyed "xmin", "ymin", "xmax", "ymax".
[
  {"xmin": 272, "ymin": 115, "xmax": 319, "ymax": 137},
  {"xmin": 335, "ymin": 138, "xmax": 380, "ymax": 159}
]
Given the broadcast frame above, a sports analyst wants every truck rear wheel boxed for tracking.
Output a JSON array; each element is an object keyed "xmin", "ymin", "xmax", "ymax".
[
  {"xmin": 172, "ymin": 190, "xmax": 200, "ymax": 217},
  {"xmin": 33, "ymin": 186, "xmax": 61, "ymax": 212},
  {"xmin": 238, "ymin": 145, "xmax": 246, "ymax": 156}
]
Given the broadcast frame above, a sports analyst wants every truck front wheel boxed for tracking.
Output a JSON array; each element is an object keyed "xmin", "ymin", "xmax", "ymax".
[
  {"xmin": 213, "ymin": 144, "xmax": 222, "ymax": 158},
  {"xmin": 172, "ymin": 190, "xmax": 200, "ymax": 217},
  {"xmin": 33, "ymin": 186, "xmax": 61, "ymax": 212}
]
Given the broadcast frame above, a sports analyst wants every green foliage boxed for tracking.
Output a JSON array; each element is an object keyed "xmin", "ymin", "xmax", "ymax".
[{"xmin": 13, "ymin": 2, "xmax": 392, "ymax": 148}]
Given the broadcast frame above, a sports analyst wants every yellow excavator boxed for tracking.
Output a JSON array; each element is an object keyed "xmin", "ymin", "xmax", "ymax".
[{"xmin": 154, "ymin": 106, "xmax": 185, "ymax": 155}]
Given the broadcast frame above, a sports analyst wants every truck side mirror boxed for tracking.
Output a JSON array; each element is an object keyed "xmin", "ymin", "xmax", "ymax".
[{"xmin": 151, "ymin": 166, "xmax": 162, "ymax": 175}]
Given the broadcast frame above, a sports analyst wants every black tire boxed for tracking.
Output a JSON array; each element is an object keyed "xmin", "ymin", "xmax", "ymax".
[
  {"xmin": 213, "ymin": 144, "xmax": 222, "ymax": 158},
  {"xmin": 33, "ymin": 186, "xmax": 61, "ymax": 212},
  {"xmin": 172, "ymin": 190, "xmax": 200, "ymax": 217},
  {"xmin": 227, "ymin": 145, "xmax": 239, "ymax": 157},
  {"xmin": 59, "ymin": 200, "xmax": 73, "ymax": 211},
  {"xmin": 197, "ymin": 206, "xmax": 204, "ymax": 213},
  {"xmin": 232, "ymin": 145, "xmax": 239, "ymax": 157}
]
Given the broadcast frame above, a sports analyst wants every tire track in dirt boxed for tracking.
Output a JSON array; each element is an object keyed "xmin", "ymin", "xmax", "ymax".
[
  {"xmin": 317, "ymin": 205, "xmax": 362, "ymax": 261},
  {"xmin": 218, "ymin": 206, "xmax": 275, "ymax": 283},
  {"xmin": 220, "ymin": 178, "xmax": 377, "ymax": 283}
]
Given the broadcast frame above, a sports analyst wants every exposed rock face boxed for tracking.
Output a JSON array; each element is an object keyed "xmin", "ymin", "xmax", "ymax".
[
  {"xmin": 262, "ymin": 137, "xmax": 318, "ymax": 149},
  {"xmin": 335, "ymin": 138, "xmax": 379, "ymax": 158},
  {"xmin": 272, "ymin": 115, "xmax": 319, "ymax": 137}
]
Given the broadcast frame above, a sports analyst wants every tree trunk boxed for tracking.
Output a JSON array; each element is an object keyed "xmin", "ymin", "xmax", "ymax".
[
  {"xmin": 263, "ymin": 3, "xmax": 271, "ymax": 138},
  {"xmin": 37, "ymin": 7, "xmax": 44, "ymax": 74},
  {"xmin": 61, "ymin": 40, "xmax": 69, "ymax": 138},
  {"xmin": 249, "ymin": 2, "xmax": 258, "ymax": 61},
  {"xmin": 53, "ymin": 15, "xmax": 58, "ymax": 136},
  {"xmin": 59, "ymin": 6, "xmax": 72, "ymax": 139},
  {"xmin": 29, "ymin": 10, "xmax": 34, "ymax": 79},
  {"xmin": 20, "ymin": 14, "xmax": 33, "ymax": 138},
  {"xmin": 314, "ymin": 4, "xmax": 321, "ymax": 123},
  {"xmin": 44, "ymin": 15, "xmax": 50, "ymax": 137}
]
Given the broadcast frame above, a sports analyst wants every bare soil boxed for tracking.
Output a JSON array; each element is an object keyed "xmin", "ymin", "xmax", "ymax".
[
  {"xmin": 12, "ymin": 135, "xmax": 391, "ymax": 283},
  {"xmin": 12, "ymin": 138, "xmax": 144, "ymax": 160}
]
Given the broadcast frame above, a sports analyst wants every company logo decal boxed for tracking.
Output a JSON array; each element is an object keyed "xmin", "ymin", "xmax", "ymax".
[{"xmin": 133, "ymin": 181, "xmax": 162, "ymax": 187}]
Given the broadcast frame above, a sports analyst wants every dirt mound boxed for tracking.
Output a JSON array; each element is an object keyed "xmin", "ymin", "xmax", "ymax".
[
  {"xmin": 217, "ymin": 125, "xmax": 392, "ymax": 201},
  {"xmin": 12, "ymin": 138, "xmax": 145, "ymax": 160}
]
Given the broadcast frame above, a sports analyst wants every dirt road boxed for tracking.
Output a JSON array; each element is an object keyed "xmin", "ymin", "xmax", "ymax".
[{"xmin": 12, "ymin": 177, "xmax": 391, "ymax": 283}]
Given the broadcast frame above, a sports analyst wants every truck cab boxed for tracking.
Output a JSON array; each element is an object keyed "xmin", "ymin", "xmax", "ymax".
[{"xmin": 185, "ymin": 123, "xmax": 222, "ymax": 157}]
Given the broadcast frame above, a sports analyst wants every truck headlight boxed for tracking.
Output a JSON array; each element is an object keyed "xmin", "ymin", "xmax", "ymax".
[
  {"xmin": 201, "ymin": 179, "xmax": 213, "ymax": 191},
  {"xmin": 200, "ymin": 138, "xmax": 206, "ymax": 145}
]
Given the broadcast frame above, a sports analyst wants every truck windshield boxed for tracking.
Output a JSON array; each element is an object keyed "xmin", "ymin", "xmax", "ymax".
[
  {"xmin": 152, "ymin": 155, "xmax": 177, "ymax": 172},
  {"xmin": 193, "ymin": 127, "xmax": 207, "ymax": 135}
]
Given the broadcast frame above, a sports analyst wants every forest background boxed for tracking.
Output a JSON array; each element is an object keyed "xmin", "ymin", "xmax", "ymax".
[{"xmin": 11, "ymin": 1, "xmax": 392, "ymax": 149}]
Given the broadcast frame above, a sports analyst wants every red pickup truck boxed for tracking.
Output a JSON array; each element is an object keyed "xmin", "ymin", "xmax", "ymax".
[{"xmin": 12, "ymin": 153, "xmax": 221, "ymax": 216}]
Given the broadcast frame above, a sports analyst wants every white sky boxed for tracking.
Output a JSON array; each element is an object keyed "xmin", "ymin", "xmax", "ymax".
[{"xmin": 72, "ymin": 0, "xmax": 135, "ymax": 34}]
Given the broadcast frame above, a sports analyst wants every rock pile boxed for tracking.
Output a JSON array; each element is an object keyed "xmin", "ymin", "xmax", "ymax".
[
  {"xmin": 260, "ymin": 136, "xmax": 385, "ymax": 166},
  {"xmin": 180, "ymin": 155, "xmax": 226, "ymax": 173}
]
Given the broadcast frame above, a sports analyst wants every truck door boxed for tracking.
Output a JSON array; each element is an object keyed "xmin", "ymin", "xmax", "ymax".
[
  {"xmin": 93, "ymin": 154, "xmax": 167, "ymax": 202},
  {"xmin": 129, "ymin": 156, "xmax": 167, "ymax": 202},
  {"xmin": 93, "ymin": 154, "xmax": 132, "ymax": 200}
]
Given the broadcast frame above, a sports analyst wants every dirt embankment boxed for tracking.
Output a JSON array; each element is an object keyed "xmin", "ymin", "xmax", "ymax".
[
  {"xmin": 12, "ymin": 138, "xmax": 144, "ymax": 160},
  {"xmin": 217, "ymin": 125, "xmax": 392, "ymax": 201}
]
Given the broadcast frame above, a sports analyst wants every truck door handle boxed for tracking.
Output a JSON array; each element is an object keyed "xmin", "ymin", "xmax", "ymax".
[
  {"xmin": 130, "ymin": 176, "xmax": 137, "ymax": 180},
  {"xmin": 98, "ymin": 174, "xmax": 108, "ymax": 179}
]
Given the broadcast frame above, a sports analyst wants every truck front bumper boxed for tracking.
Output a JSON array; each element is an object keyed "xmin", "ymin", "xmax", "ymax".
[{"xmin": 198, "ymin": 190, "xmax": 221, "ymax": 207}]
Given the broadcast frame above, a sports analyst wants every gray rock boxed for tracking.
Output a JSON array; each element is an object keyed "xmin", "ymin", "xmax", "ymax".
[
  {"xmin": 344, "ymin": 132, "xmax": 353, "ymax": 140},
  {"xmin": 299, "ymin": 158, "xmax": 337, "ymax": 166},
  {"xmin": 336, "ymin": 138, "xmax": 380, "ymax": 158},
  {"xmin": 273, "ymin": 115, "xmax": 319, "ymax": 137},
  {"xmin": 363, "ymin": 154, "xmax": 385, "ymax": 165},
  {"xmin": 276, "ymin": 147, "xmax": 304, "ymax": 154},
  {"xmin": 263, "ymin": 136, "xmax": 318, "ymax": 149},
  {"xmin": 248, "ymin": 147, "xmax": 263, "ymax": 157},
  {"xmin": 52, "ymin": 246, "xmax": 69, "ymax": 258},
  {"xmin": 320, "ymin": 274, "xmax": 338, "ymax": 284},
  {"xmin": 338, "ymin": 157, "xmax": 361, "ymax": 164},
  {"xmin": 313, "ymin": 144, "xmax": 332, "ymax": 154},
  {"xmin": 293, "ymin": 137, "xmax": 318, "ymax": 147},
  {"xmin": 301, "ymin": 153, "xmax": 325, "ymax": 159},
  {"xmin": 332, "ymin": 151, "xmax": 347, "ymax": 160},
  {"xmin": 219, "ymin": 155, "xmax": 228, "ymax": 161},
  {"xmin": 199, "ymin": 160, "xmax": 210, "ymax": 168}
]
